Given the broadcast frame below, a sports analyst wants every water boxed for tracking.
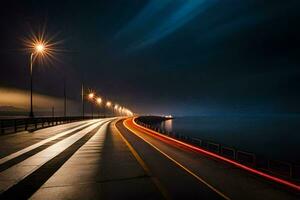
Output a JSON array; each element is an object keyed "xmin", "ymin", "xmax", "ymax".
[{"xmin": 154, "ymin": 115, "xmax": 300, "ymax": 164}]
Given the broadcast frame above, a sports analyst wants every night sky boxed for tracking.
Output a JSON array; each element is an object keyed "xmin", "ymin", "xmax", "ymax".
[{"xmin": 1, "ymin": 0, "xmax": 300, "ymax": 115}]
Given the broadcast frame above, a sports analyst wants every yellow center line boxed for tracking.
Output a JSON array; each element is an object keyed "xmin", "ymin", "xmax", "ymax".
[
  {"xmin": 112, "ymin": 120, "xmax": 170, "ymax": 200},
  {"xmin": 123, "ymin": 119, "xmax": 231, "ymax": 200}
]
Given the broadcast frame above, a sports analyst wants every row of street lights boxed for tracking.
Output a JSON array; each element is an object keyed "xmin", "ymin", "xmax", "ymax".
[
  {"xmin": 27, "ymin": 34, "xmax": 134, "ymax": 118},
  {"xmin": 83, "ymin": 90, "xmax": 133, "ymax": 118}
]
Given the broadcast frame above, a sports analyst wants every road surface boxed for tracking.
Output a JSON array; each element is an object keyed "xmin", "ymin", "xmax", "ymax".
[{"xmin": 0, "ymin": 118, "xmax": 298, "ymax": 199}]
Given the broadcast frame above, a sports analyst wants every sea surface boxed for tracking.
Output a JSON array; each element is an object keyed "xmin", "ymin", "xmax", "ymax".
[{"xmin": 154, "ymin": 115, "xmax": 300, "ymax": 164}]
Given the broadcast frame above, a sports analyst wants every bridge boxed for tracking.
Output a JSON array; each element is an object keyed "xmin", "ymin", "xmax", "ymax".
[{"xmin": 0, "ymin": 117, "xmax": 299, "ymax": 199}]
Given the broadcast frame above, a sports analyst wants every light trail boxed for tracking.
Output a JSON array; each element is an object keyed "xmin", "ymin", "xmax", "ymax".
[{"xmin": 128, "ymin": 117, "xmax": 300, "ymax": 192}]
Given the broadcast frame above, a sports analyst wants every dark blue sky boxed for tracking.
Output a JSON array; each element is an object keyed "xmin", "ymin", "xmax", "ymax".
[{"xmin": 1, "ymin": 0, "xmax": 300, "ymax": 115}]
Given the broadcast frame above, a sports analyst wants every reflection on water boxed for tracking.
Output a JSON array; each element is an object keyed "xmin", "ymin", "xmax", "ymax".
[{"xmin": 160, "ymin": 119, "xmax": 173, "ymax": 133}]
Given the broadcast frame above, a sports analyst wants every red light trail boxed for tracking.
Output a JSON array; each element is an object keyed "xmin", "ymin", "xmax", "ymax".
[{"xmin": 126, "ymin": 118, "xmax": 300, "ymax": 192}]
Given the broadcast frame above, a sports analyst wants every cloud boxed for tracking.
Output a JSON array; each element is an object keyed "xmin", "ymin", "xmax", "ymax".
[
  {"xmin": 114, "ymin": 0, "xmax": 173, "ymax": 39},
  {"xmin": 115, "ymin": 0, "xmax": 218, "ymax": 51}
]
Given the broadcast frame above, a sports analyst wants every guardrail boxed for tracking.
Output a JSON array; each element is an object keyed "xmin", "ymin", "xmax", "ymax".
[
  {"xmin": 135, "ymin": 119, "xmax": 300, "ymax": 183},
  {"xmin": 0, "ymin": 116, "xmax": 106, "ymax": 135}
]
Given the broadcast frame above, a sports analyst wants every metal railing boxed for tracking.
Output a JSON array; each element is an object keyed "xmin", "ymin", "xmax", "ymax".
[
  {"xmin": 135, "ymin": 118, "xmax": 300, "ymax": 183},
  {"xmin": 0, "ymin": 116, "xmax": 106, "ymax": 135}
]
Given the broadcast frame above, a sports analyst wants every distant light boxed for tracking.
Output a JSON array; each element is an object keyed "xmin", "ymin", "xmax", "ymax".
[
  {"xmin": 106, "ymin": 101, "xmax": 111, "ymax": 107},
  {"xmin": 96, "ymin": 97, "xmax": 102, "ymax": 104},
  {"xmin": 88, "ymin": 93, "xmax": 94, "ymax": 99}
]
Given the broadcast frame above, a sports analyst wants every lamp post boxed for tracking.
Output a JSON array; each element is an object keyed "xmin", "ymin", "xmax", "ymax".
[
  {"xmin": 118, "ymin": 107, "xmax": 122, "ymax": 116},
  {"xmin": 63, "ymin": 75, "xmax": 67, "ymax": 118},
  {"xmin": 96, "ymin": 97, "xmax": 102, "ymax": 118},
  {"xmin": 88, "ymin": 93, "xmax": 94, "ymax": 118},
  {"xmin": 114, "ymin": 104, "xmax": 119, "ymax": 116},
  {"xmin": 81, "ymin": 83, "xmax": 85, "ymax": 119},
  {"xmin": 29, "ymin": 43, "xmax": 45, "ymax": 118},
  {"xmin": 106, "ymin": 101, "xmax": 111, "ymax": 117}
]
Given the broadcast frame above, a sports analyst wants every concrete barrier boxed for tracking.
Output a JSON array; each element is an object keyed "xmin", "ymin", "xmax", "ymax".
[
  {"xmin": 268, "ymin": 160, "xmax": 292, "ymax": 177},
  {"xmin": 207, "ymin": 142, "xmax": 220, "ymax": 154},
  {"xmin": 236, "ymin": 150, "xmax": 256, "ymax": 166},
  {"xmin": 0, "ymin": 116, "xmax": 104, "ymax": 135},
  {"xmin": 221, "ymin": 146, "xmax": 236, "ymax": 159}
]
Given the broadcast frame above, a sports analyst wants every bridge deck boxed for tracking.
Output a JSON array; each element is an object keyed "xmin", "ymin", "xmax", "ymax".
[{"xmin": 0, "ymin": 118, "xmax": 298, "ymax": 199}]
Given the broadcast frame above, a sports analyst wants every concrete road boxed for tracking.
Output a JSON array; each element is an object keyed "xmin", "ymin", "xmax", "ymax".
[
  {"xmin": 0, "ymin": 118, "xmax": 164, "ymax": 199},
  {"xmin": 0, "ymin": 117, "xmax": 298, "ymax": 199}
]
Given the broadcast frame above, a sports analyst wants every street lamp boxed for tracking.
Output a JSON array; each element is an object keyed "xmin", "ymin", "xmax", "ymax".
[
  {"xmin": 106, "ymin": 101, "xmax": 112, "ymax": 117},
  {"xmin": 88, "ymin": 92, "xmax": 94, "ymax": 118},
  {"xmin": 29, "ymin": 42, "xmax": 46, "ymax": 118},
  {"xmin": 88, "ymin": 93, "xmax": 94, "ymax": 99},
  {"xmin": 24, "ymin": 30, "xmax": 61, "ymax": 118},
  {"xmin": 96, "ymin": 97, "xmax": 102, "ymax": 117},
  {"xmin": 114, "ymin": 104, "xmax": 119, "ymax": 116},
  {"xmin": 106, "ymin": 101, "xmax": 111, "ymax": 107},
  {"xmin": 96, "ymin": 97, "xmax": 102, "ymax": 104}
]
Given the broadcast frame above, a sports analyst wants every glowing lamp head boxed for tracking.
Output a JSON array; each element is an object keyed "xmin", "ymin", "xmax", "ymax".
[
  {"xmin": 96, "ymin": 97, "xmax": 102, "ymax": 104},
  {"xmin": 35, "ymin": 43, "xmax": 45, "ymax": 53},
  {"xmin": 106, "ymin": 101, "xmax": 111, "ymax": 107},
  {"xmin": 88, "ymin": 93, "xmax": 94, "ymax": 99}
]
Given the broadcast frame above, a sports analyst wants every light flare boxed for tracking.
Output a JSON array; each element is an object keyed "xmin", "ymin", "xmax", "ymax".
[
  {"xmin": 88, "ymin": 93, "xmax": 94, "ymax": 99},
  {"xmin": 22, "ymin": 26, "xmax": 64, "ymax": 66},
  {"xmin": 106, "ymin": 101, "xmax": 112, "ymax": 107},
  {"xmin": 96, "ymin": 97, "xmax": 102, "ymax": 104}
]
